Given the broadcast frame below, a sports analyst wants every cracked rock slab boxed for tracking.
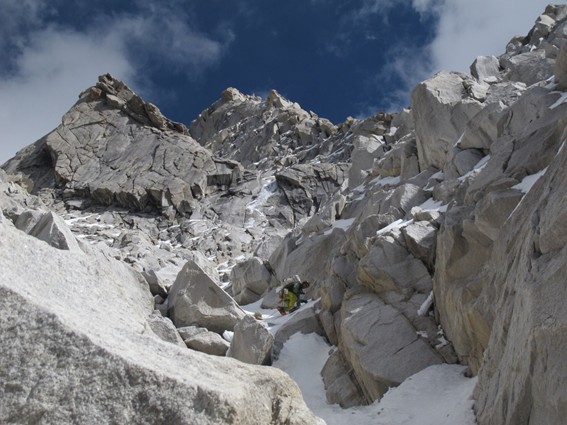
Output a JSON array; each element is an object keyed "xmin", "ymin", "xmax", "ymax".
[{"xmin": 338, "ymin": 292, "xmax": 442, "ymax": 403}]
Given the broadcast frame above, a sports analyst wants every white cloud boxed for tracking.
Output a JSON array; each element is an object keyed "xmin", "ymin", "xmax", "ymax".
[
  {"xmin": 0, "ymin": 28, "xmax": 135, "ymax": 164},
  {"xmin": 412, "ymin": 0, "xmax": 552, "ymax": 73},
  {"xmin": 0, "ymin": 3, "xmax": 233, "ymax": 164},
  {"xmin": 104, "ymin": 12, "xmax": 234, "ymax": 74},
  {"xmin": 362, "ymin": 0, "xmax": 553, "ymax": 116},
  {"xmin": 352, "ymin": 0, "xmax": 398, "ymax": 19}
]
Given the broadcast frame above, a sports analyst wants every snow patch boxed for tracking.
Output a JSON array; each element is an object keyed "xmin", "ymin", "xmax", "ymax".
[
  {"xmin": 473, "ymin": 154, "xmax": 490, "ymax": 170},
  {"xmin": 64, "ymin": 214, "xmax": 96, "ymax": 225},
  {"xmin": 550, "ymin": 92, "xmax": 567, "ymax": 109},
  {"xmin": 512, "ymin": 168, "xmax": 547, "ymax": 194},
  {"xmin": 417, "ymin": 291, "xmax": 434, "ymax": 316},
  {"xmin": 458, "ymin": 155, "xmax": 490, "ymax": 181},
  {"xmin": 245, "ymin": 177, "xmax": 277, "ymax": 228},
  {"xmin": 371, "ymin": 176, "xmax": 401, "ymax": 187},
  {"xmin": 323, "ymin": 217, "xmax": 356, "ymax": 235},
  {"xmin": 274, "ymin": 333, "xmax": 478, "ymax": 425},
  {"xmin": 415, "ymin": 198, "xmax": 448, "ymax": 213},
  {"xmin": 376, "ymin": 219, "xmax": 413, "ymax": 236},
  {"xmin": 507, "ymin": 168, "xmax": 548, "ymax": 220}
]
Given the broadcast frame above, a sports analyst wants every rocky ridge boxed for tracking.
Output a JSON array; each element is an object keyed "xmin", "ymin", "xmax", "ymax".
[{"xmin": 2, "ymin": 4, "xmax": 567, "ymax": 425}]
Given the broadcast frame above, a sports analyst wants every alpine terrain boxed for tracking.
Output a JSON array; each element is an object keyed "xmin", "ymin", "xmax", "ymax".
[{"xmin": 2, "ymin": 4, "xmax": 567, "ymax": 425}]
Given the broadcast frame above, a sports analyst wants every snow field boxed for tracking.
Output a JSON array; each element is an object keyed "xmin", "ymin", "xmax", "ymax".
[
  {"xmin": 243, "ymin": 298, "xmax": 478, "ymax": 425},
  {"xmin": 274, "ymin": 333, "xmax": 478, "ymax": 425}
]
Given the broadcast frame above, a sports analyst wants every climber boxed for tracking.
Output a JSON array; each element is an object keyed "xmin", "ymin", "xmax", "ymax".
[{"xmin": 277, "ymin": 276, "xmax": 310, "ymax": 316}]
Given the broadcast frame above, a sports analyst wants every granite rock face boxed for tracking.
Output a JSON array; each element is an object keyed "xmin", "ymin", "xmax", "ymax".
[
  {"xmin": 230, "ymin": 257, "xmax": 277, "ymax": 305},
  {"xmin": 263, "ymin": 6, "xmax": 567, "ymax": 419},
  {"xmin": 167, "ymin": 260, "xmax": 246, "ymax": 333},
  {"xmin": 229, "ymin": 315, "xmax": 274, "ymax": 365},
  {"xmin": 0, "ymin": 221, "xmax": 322, "ymax": 425},
  {"xmin": 189, "ymin": 88, "xmax": 340, "ymax": 168},
  {"xmin": 338, "ymin": 293, "xmax": 442, "ymax": 402},
  {"xmin": 4, "ymin": 74, "xmax": 242, "ymax": 217},
  {"xmin": 3, "ymin": 5, "xmax": 567, "ymax": 425},
  {"xmin": 473, "ymin": 137, "xmax": 567, "ymax": 425}
]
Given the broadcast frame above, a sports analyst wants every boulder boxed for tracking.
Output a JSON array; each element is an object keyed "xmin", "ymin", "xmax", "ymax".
[
  {"xmin": 388, "ymin": 108, "xmax": 414, "ymax": 142},
  {"xmin": 253, "ymin": 234, "xmax": 284, "ymax": 261},
  {"xmin": 501, "ymin": 50, "xmax": 555, "ymax": 86},
  {"xmin": 302, "ymin": 194, "xmax": 347, "ymax": 235},
  {"xmin": 146, "ymin": 313, "xmax": 185, "ymax": 347},
  {"xmin": 230, "ymin": 257, "xmax": 277, "ymax": 305},
  {"xmin": 27, "ymin": 211, "xmax": 82, "ymax": 252},
  {"xmin": 433, "ymin": 204, "xmax": 494, "ymax": 372},
  {"xmin": 357, "ymin": 234, "xmax": 433, "ymax": 296},
  {"xmin": 0, "ymin": 223, "xmax": 322, "ymax": 424},
  {"xmin": 272, "ymin": 306, "xmax": 324, "ymax": 359},
  {"xmin": 348, "ymin": 135, "xmax": 386, "ymax": 189},
  {"xmin": 470, "ymin": 55, "xmax": 501, "ymax": 82},
  {"xmin": 266, "ymin": 89, "xmax": 293, "ymax": 109},
  {"xmin": 390, "ymin": 184, "xmax": 428, "ymax": 214},
  {"xmin": 260, "ymin": 287, "xmax": 283, "ymax": 309},
  {"xmin": 319, "ymin": 277, "xmax": 346, "ymax": 313},
  {"xmin": 13, "ymin": 209, "xmax": 44, "ymax": 233},
  {"xmin": 411, "ymin": 72, "xmax": 484, "ymax": 170},
  {"xmin": 401, "ymin": 221, "xmax": 438, "ymax": 270},
  {"xmin": 229, "ymin": 315, "xmax": 274, "ymax": 365},
  {"xmin": 319, "ymin": 309, "xmax": 339, "ymax": 346},
  {"xmin": 142, "ymin": 269, "xmax": 169, "ymax": 298},
  {"xmin": 154, "ymin": 295, "xmax": 168, "ymax": 317},
  {"xmin": 453, "ymin": 149, "xmax": 485, "ymax": 177},
  {"xmin": 275, "ymin": 163, "xmax": 349, "ymax": 220},
  {"xmin": 183, "ymin": 250, "xmax": 222, "ymax": 284},
  {"xmin": 339, "ymin": 293, "xmax": 443, "ymax": 403},
  {"xmin": 168, "ymin": 260, "xmax": 246, "ymax": 333},
  {"xmin": 269, "ymin": 226, "xmax": 346, "ymax": 291},
  {"xmin": 533, "ymin": 13, "xmax": 556, "ymax": 39},
  {"xmin": 177, "ymin": 325, "xmax": 208, "ymax": 341},
  {"xmin": 321, "ymin": 349, "xmax": 366, "ymax": 408},
  {"xmin": 184, "ymin": 331, "xmax": 230, "ymax": 356},
  {"xmin": 458, "ymin": 83, "xmax": 525, "ymax": 151},
  {"xmin": 374, "ymin": 137, "xmax": 419, "ymax": 180}
]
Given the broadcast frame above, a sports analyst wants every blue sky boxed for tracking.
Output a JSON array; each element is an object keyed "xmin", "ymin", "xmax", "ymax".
[{"xmin": 0, "ymin": 0, "xmax": 552, "ymax": 163}]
